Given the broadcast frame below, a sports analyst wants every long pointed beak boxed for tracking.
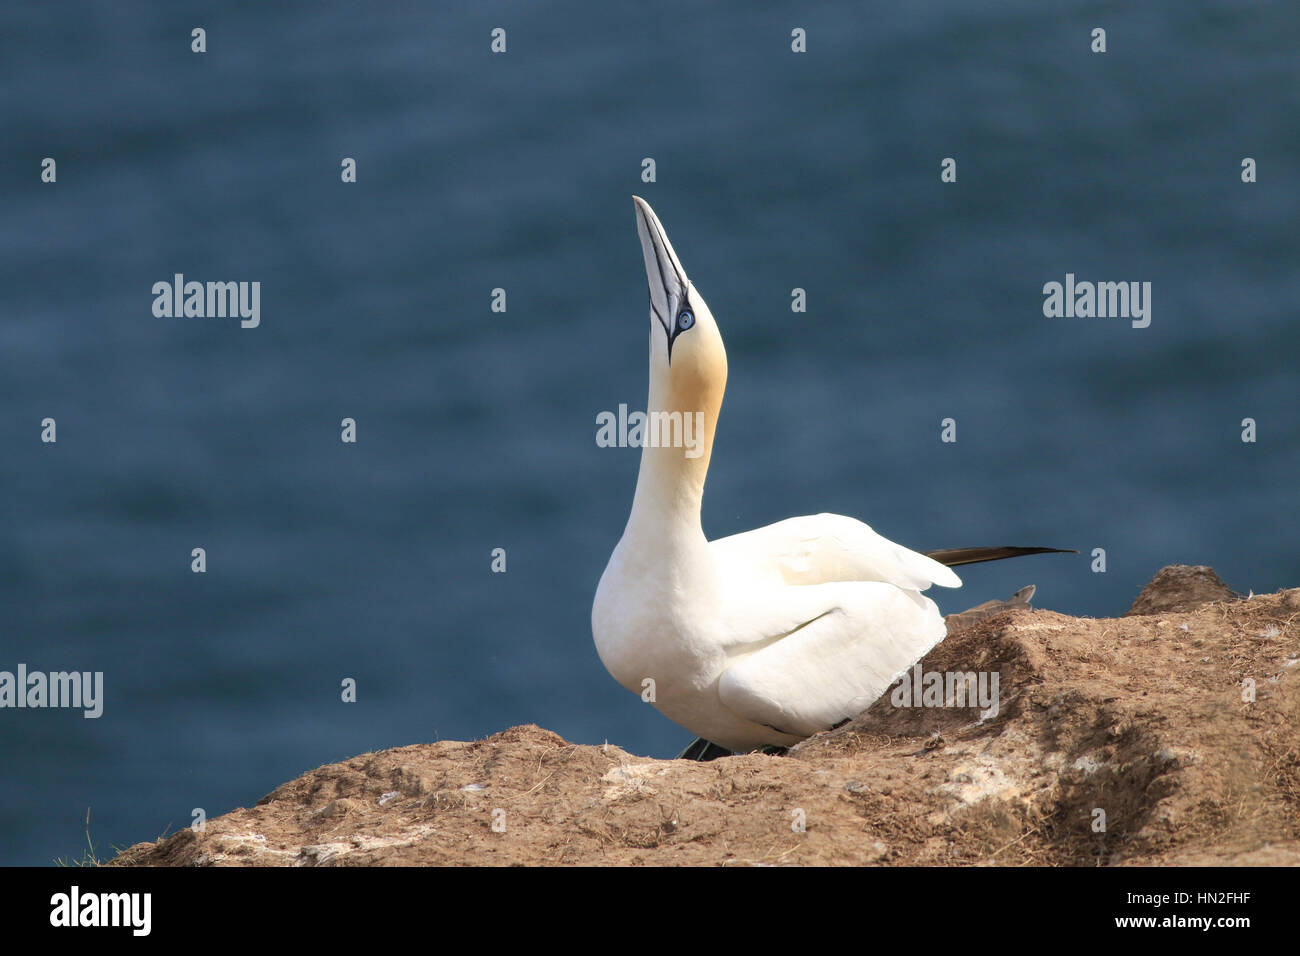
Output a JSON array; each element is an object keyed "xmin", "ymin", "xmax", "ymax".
[{"xmin": 633, "ymin": 196, "xmax": 688, "ymax": 336}]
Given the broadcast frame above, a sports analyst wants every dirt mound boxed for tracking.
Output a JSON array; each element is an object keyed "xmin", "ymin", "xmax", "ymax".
[
  {"xmin": 113, "ymin": 568, "xmax": 1300, "ymax": 866},
  {"xmin": 1127, "ymin": 564, "xmax": 1238, "ymax": 616}
]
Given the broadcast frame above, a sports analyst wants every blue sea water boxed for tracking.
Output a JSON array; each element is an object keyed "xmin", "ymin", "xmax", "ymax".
[{"xmin": 0, "ymin": 1, "xmax": 1296, "ymax": 865}]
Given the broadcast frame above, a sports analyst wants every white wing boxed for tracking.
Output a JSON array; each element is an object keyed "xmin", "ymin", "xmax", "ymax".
[
  {"xmin": 716, "ymin": 581, "xmax": 946, "ymax": 738},
  {"xmin": 709, "ymin": 512, "xmax": 961, "ymax": 592},
  {"xmin": 705, "ymin": 514, "xmax": 958, "ymax": 740}
]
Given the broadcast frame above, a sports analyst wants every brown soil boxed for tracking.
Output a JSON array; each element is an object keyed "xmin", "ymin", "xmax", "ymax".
[{"xmin": 112, "ymin": 567, "xmax": 1300, "ymax": 866}]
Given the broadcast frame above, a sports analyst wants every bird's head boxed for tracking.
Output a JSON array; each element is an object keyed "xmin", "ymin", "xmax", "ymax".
[{"xmin": 633, "ymin": 197, "xmax": 727, "ymax": 415}]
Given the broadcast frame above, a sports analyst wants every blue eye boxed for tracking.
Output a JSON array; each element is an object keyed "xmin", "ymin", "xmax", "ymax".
[{"xmin": 677, "ymin": 310, "xmax": 694, "ymax": 330}]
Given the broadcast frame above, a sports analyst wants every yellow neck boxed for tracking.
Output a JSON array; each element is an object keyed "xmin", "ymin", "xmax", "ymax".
[{"xmin": 624, "ymin": 329, "xmax": 727, "ymax": 546}]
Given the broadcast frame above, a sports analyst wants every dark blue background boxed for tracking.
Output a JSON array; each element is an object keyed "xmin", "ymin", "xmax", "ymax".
[{"xmin": 1, "ymin": 1, "xmax": 1296, "ymax": 865}]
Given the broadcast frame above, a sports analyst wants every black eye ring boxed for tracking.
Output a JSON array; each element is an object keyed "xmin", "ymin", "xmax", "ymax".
[{"xmin": 676, "ymin": 309, "xmax": 694, "ymax": 331}]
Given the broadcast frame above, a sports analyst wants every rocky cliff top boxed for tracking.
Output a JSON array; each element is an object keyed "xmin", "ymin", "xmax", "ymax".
[{"xmin": 113, "ymin": 567, "xmax": 1300, "ymax": 866}]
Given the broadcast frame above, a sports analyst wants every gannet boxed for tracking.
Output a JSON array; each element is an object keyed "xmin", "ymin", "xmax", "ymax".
[{"xmin": 593, "ymin": 197, "xmax": 1068, "ymax": 755}]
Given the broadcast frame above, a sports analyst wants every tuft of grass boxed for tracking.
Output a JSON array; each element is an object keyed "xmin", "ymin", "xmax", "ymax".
[{"xmin": 54, "ymin": 807, "xmax": 103, "ymax": 867}]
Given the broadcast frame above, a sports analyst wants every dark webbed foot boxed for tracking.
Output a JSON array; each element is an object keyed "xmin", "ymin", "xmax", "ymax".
[{"xmin": 677, "ymin": 737, "xmax": 734, "ymax": 761}]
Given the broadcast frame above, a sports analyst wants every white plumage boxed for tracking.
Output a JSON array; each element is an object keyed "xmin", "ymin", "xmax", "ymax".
[{"xmin": 592, "ymin": 199, "xmax": 961, "ymax": 753}]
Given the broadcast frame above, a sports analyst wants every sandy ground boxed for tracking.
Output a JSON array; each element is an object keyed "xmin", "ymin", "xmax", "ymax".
[{"xmin": 113, "ymin": 567, "xmax": 1299, "ymax": 866}]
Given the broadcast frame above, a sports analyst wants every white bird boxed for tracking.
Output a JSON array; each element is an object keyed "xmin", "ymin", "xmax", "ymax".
[{"xmin": 593, "ymin": 197, "xmax": 1066, "ymax": 755}]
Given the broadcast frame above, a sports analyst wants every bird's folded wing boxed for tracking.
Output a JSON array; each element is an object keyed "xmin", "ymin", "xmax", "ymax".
[
  {"xmin": 710, "ymin": 513, "xmax": 961, "ymax": 591},
  {"xmin": 717, "ymin": 581, "xmax": 946, "ymax": 738}
]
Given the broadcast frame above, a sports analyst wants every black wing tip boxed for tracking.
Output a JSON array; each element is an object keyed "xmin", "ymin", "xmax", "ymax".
[{"xmin": 924, "ymin": 547, "xmax": 1079, "ymax": 567}]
